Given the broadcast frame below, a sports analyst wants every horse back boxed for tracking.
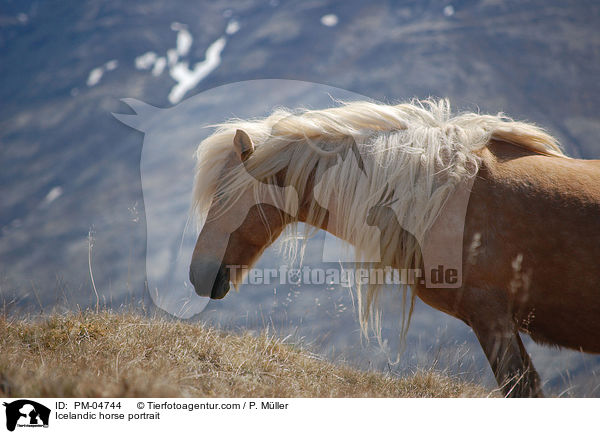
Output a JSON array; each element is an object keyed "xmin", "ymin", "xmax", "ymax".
[{"xmin": 421, "ymin": 140, "xmax": 600, "ymax": 353}]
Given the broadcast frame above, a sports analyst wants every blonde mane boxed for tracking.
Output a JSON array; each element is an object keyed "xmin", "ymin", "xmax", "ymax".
[{"xmin": 193, "ymin": 98, "xmax": 564, "ymax": 334}]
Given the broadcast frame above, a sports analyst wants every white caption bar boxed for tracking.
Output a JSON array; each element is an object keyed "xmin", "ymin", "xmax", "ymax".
[{"xmin": 0, "ymin": 398, "xmax": 593, "ymax": 433}]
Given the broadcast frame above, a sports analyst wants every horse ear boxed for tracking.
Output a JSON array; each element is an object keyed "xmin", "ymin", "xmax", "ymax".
[{"xmin": 233, "ymin": 129, "xmax": 255, "ymax": 161}]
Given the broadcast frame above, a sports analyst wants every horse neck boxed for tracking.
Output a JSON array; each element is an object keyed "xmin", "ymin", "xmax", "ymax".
[{"xmin": 296, "ymin": 167, "xmax": 335, "ymax": 232}]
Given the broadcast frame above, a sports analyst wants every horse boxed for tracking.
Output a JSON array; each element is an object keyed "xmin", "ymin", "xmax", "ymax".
[{"xmin": 189, "ymin": 98, "xmax": 600, "ymax": 397}]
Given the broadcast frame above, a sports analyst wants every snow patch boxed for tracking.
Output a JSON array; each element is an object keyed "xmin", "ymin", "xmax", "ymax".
[
  {"xmin": 86, "ymin": 68, "xmax": 103, "ymax": 86},
  {"xmin": 133, "ymin": 20, "xmax": 235, "ymax": 103},
  {"xmin": 320, "ymin": 14, "xmax": 338, "ymax": 27},
  {"xmin": 443, "ymin": 5, "xmax": 455, "ymax": 16},
  {"xmin": 105, "ymin": 59, "xmax": 118, "ymax": 71},
  {"xmin": 168, "ymin": 37, "xmax": 226, "ymax": 104},
  {"xmin": 226, "ymin": 19, "xmax": 240, "ymax": 35},
  {"xmin": 87, "ymin": 59, "xmax": 119, "ymax": 86},
  {"xmin": 167, "ymin": 48, "xmax": 179, "ymax": 66},
  {"xmin": 174, "ymin": 25, "xmax": 193, "ymax": 56},
  {"xmin": 135, "ymin": 52, "xmax": 157, "ymax": 70},
  {"xmin": 152, "ymin": 57, "xmax": 167, "ymax": 76},
  {"xmin": 43, "ymin": 186, "xmax": 63, "ymax": 205}
]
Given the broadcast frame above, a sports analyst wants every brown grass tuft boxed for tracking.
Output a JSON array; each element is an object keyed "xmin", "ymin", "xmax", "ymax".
[{"xmin": 0, "ymin": 311, "xmax": 492, "ymax": 397}]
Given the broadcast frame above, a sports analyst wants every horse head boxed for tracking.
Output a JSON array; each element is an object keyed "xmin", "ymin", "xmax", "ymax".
[{"xmin": 189, "ymin": 129, "xmax": 298, "ymax": 298}]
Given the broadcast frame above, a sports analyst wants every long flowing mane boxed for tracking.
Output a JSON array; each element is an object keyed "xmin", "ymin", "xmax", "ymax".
[{"xmin": 193, "ymin": 98, "xmax": 564, "ymax": 334}]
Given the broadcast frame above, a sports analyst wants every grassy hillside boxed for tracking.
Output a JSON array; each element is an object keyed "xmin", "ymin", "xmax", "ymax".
[{"xmin": 0, "ymin": 311, "xmax": 492, "ymax": 397}]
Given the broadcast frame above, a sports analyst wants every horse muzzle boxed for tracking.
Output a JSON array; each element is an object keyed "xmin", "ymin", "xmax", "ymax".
[{"xmin": 189, "ymin": 259, "xmax": 231, "ymax": 299}]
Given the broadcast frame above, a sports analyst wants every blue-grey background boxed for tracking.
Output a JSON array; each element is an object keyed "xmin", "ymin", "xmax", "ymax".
[{"xmin": 1, "ymin": 0, "xmax": 599, "ymax": 396}]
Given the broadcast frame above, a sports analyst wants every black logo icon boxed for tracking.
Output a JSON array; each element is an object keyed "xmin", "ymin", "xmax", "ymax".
[{"xmin": 3, "ymin": 400, "xmax": 50, "ymax": 431}]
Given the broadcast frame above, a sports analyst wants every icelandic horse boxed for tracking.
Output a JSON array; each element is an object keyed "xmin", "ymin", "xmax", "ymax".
[{"xmin": 189, "ymin": 99, "xmax": 600, "ymax": 397}]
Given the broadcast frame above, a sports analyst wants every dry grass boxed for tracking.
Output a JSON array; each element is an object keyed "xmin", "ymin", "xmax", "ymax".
[{"xmin": 0, "ymin": 311, "xmax": 491, "ymax": 397}]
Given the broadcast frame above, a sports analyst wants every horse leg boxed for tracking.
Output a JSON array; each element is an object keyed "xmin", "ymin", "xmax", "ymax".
[
  {"xmin": 416, "ymin": 284, "xmax": 543, "ymax": 397},
  {"xmin": 472, "ymin": 323, "xmax": 543, "ymax": 397}
]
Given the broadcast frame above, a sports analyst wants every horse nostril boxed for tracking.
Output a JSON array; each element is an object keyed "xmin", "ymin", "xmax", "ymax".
[
  {"xmin": 189, "ymin": 259, "xmax": 231, "ymax": 299},
  {"xmin": 189, "ymin": 259, "xmax": 220, "ymax": 296}
]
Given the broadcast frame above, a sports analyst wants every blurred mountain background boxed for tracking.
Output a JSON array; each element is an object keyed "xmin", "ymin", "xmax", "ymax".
[{"xmin": 1, "ymin": 0, "xmax": 599, "ymax": 396}]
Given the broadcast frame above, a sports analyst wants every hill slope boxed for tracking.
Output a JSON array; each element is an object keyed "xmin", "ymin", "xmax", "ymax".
[{"xmin": 0, "ymin": 312, "xmax": 491, "ymax": 397}]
